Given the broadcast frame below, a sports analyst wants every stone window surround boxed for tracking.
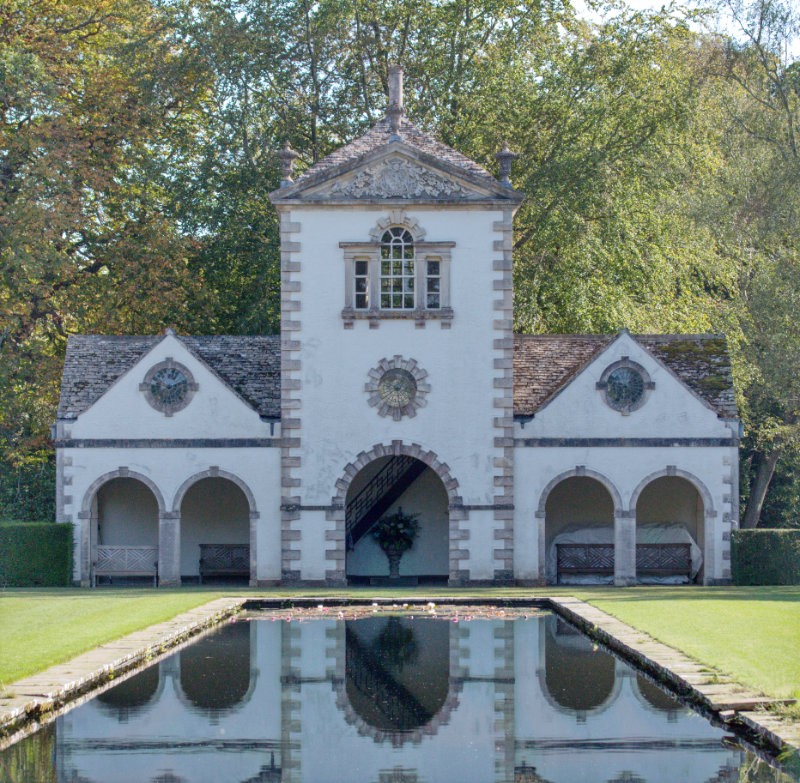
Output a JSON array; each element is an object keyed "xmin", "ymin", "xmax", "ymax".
[
  {"xmin": 340, "ymin": 212, "xmax": 454, "ymax": 328},
  {"xmin": 139, "ymin": 358, "xmax": 198, "ymax": 416},
  {"xmin": 595, "ymin": 356, "xmax": 654, "ymax": 415}
]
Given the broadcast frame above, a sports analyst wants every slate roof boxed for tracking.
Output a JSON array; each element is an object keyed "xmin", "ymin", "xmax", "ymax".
[
  {"xmin": 57, "ymin": 334, "xmax": 281, "ymax": 420},
  {"xmin": 513, "ymin": 333, "xmax": 738, "ymax": 419},
  {"xmin": 293, "ymin": 116, "xmax": 497, "ymax": 186},
  {"xmin": 59, "ymin": 331, "xmax": 737, "ymax": 423}
]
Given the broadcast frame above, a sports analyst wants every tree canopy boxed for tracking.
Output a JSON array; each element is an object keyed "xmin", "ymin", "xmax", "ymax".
[{"xmin": 1, "ymin": 0, "xmax": 798, "ymax": 527}]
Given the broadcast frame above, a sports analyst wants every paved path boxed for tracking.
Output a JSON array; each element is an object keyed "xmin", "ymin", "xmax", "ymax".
[
  {"xmin": 549, "ymin": 597, "xmax": 800, "ymax": 765},
  {"xmin": 0, "ymin": 596, "xmax": 246, "ymax": 744}
]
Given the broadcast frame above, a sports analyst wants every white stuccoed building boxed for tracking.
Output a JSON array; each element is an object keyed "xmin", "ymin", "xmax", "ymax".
[{"xmin": 55, "ymin": 68, "xmax": 740, "ymax": 588}]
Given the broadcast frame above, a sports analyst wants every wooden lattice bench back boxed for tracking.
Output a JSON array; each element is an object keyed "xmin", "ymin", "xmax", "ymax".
[
  {"xmin": 199, "ymin": 543, "xmax": 250, "ymax": 584},
  {"xmin": 556, "ymin": 542, "xmax": 693, "ymax": 581},
  {"xmin": 93, "ymin": 545, "xmax": 158, "ymax": 587}
]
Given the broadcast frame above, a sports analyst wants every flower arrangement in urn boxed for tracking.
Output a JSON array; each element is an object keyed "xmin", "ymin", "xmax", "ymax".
[{"xmin": 372, "ymin": 507, "xmax": 419, "ymax": 578}]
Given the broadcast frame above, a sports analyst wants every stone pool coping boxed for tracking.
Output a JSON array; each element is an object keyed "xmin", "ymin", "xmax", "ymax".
[{"xmin": 1, "ymin": 594, "xmax": 798, "ymax": 773}]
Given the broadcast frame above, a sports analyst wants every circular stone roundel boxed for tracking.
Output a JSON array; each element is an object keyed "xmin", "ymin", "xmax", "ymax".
[
  {"xmin": 140, "ymin": 359, "xmax": 198, "ymax": 415},
  {"xmin": 365, "ymin": 357, "xmax": 430, "ymax": 421},
  {"xmin": 597, "ymin": 358, "xmax": 652, "ymax": 414}
]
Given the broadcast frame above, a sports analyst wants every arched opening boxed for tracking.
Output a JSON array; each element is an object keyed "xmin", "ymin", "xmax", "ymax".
[
  {"xmin": 92, "ymin": 477, "xmax": 159, "ymax": 586},
  {"xmin": 180, "ymin": 621, "xmax": 253, "ymax": 716},
  {"xmin": 345, "ymin": 617, "xmax": 450, "ymax": 735},
  {"xmin": 634, "ymin": 674, "xmax": 681, "ymax": 719},
  {"xmin": 179, "ymin": 477, "xmax": 250, "ymax": 583},
  {"xmin": 543, "ymin": 615, "xmax": 616, "ymax": 714},
  {"xmin": 544, "ymin": 476, "xmax": 615, "ymax": 585},
  {"xmin": 635, "ymin": 476, "xmax": 704, "ymax": 583},
  {"xmin": 345, "ymin": 456, "xmax": 448, "ymax": 584},
  {"xmin": 96, "ymin": 664, "xmax": 160, "ymax": 722}
]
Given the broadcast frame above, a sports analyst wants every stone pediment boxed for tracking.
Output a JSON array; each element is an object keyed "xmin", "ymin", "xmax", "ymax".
[
  {"xmin": 271, "ymin": 145, "xmax": 523, "ymax": 205},
  {"xmin": 324, "ymin": 156, "xmax": 476, "ymax": 200}
]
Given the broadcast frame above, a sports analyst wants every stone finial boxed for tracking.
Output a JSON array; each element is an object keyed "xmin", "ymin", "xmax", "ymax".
[
  {"xmin": 495, "ymin": 143, "xmax": 519, "ymax": 188},
  {"xmin": 278, "ymin": 141, "xmax": 300, "ymax": 186},
  {"xmin": 387, "ymin": 64, "xmax": 405, "ymax": 139}
]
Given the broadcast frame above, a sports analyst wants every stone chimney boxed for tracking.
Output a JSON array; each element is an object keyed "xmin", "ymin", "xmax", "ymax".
[{"xmin": 387, "ymin": 64, "xmax": 404, "ymax": 139}]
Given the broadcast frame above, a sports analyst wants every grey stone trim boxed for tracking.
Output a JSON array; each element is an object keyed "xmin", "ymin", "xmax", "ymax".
[
  {"xmin": 595, "ymin": 356, "xmax": 654, "ymax": 414},
  {"xmin": 365, "ymin": 355, "xmax": 430, "ymax": 420},
  {"xmin": 278, "ymin": 208, "xmax": 304, "ymax": 583},
  {"xmin": 139, "ymin": 357, "xmax": 198, "ymax": 416},
  {"xmin": 57, "ymin": 438, "xmax": 280, "ymax": 448},
  {"xmin": 329, "ymin": 441, "xmax": 465, "ymax": 583},
  {"xmin": 456, "ymin": 503, "xmax": 514, "ymax": 511},
  {"xmin": 341, "ymin": 307, "xmax": 454, "ymax": 328},
  {"xmin": 626, "ymin": 468, "xmax": 716, "ymax": 518},
  {"xmin": 514, "ymin": 436, "xmax": 739, "ymax": 447},
  {"xmin": 170, "ymin": 468, "xmax": 259, "ymax": 517},
  {"xmin": 491, "ymin": 208, "xmax": 516, "ymax": 580}
]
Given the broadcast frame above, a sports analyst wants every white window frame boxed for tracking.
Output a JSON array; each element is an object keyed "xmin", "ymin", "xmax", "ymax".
[{"xmin": 341, "ymin": 226, "xmax": 453, "ymax": 326}]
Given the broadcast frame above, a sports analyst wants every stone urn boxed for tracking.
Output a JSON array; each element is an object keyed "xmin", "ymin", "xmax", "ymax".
[
  {"xmin": 384, "ymin": 544, "xmax": 405, "ymax": 578},
  {"xmin": 372, "ymin": 507, "xmax": 419, "ymax": 580}
]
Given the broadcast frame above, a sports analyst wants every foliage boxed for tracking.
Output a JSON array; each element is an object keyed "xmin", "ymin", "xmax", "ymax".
[
  {"xmin": 731, "ymin": 529, "xmax": 800, "ymax": 585},
  {"xmin": 0, "ymin": 521, "xmax": 72, "ymax": 587},
  {"xmin": 0, "ymin": 724, "xmax": 57, "ymax": 783},
  {"xmin": 0, "ymin": 0, "xmax": 798, "ymax": 529},
  {"xmin": 372, "ymin": 617, "xmax": 419, "ymax": 670},
  {"xmin": 372, "ymin": 508, "xmax": 419, "ymax": 553}
]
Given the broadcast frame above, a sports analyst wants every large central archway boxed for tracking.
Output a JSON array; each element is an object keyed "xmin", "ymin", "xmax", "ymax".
[
  {"xmin": 332, "ymin": 443, "xmax": 462, "ymax": 586},
  {"xmin": 345, "ymin": 456, "xmax": 449, "ymax": 583}
]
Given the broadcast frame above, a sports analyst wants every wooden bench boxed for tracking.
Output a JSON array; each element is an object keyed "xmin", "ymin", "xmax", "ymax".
[
  {"xmin": 199, "ymin": 544, "xmax": 250, "ymax": 584},
  {"xmin": 93, "ymin": 545, "xmax": 158, "ymax": 587},
  {"xmin": 556, "ymin": 542, "xmax": 692, "ymax": 582}
]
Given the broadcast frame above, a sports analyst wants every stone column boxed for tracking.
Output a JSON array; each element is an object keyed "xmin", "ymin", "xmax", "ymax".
[
  {"xmin": 614, "ymin": 511, "xmax": 636, "ymax": 586},
  {"xmin": 78, "ymin": 510, "xmax": 92, "ymax": 587},
  {"xmin": 158, "ymin": 511, "xmax": 181, "ymax": 587},
  {"xmin": 249, "ymin": 510, "xmax": 259, "ymax": 587}
]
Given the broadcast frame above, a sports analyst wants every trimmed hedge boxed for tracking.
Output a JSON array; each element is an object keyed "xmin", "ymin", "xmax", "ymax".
[
  {"xmin": 0, "ymin": 521, "xmax": 73, "ymax": 587},
  {"xmin": 731, "ymin": 529, "xmax": 800, "ymax": 585}
]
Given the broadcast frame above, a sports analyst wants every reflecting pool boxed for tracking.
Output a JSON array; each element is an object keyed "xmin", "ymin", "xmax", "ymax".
[{"xmin": 1, "ymin": 613, "xmax": 796, "ymax": 783}]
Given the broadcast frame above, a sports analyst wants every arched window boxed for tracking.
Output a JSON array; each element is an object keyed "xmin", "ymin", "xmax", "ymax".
[
  {"xmin": 380, "ymin": 228, "xmax": 415, "ymax": 310},
  {"xmin": 342, "ymin": 218, "xmax": 452, "ymax": 325}
]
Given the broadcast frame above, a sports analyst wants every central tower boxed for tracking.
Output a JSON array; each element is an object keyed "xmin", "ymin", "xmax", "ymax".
[{"xmin": 269, "ymin": 67, "xmax": 524, "ymax": 585}]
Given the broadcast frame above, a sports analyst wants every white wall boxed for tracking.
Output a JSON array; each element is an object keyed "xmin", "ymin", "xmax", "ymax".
[
  {"xmin": 287, "ymin": 204, "xmax": 510, "ymax": 582},
  {"xmin": 61, "ymin": 445, "xmax": 281, "ymax": 584},
  {"xmin": 294, "ymin": 206, "xmax": 503, "ymax": 503},
  {"xmin": 513, "ymin": 444, "xmax": 737, "ymax": 583},
  {"xmin": 68, "ymin": 333, "xmax": 274, "ymax": 440}
]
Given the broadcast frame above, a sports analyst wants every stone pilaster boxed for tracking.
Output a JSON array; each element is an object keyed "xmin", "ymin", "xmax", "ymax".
[
  {"xmin": 492, "ymin": 208, "xmax": 516, "ymax": 583},
  {"xmin": 158, "ymin": 511, "xmax": 181, "ymax": 587},
  {"xmin": 614, "ymin": 511, "xmax": 636, "ymax": 586},
  {"xmin": 279, "ymin": 209, "xmax": 304, "ymax": 582}
]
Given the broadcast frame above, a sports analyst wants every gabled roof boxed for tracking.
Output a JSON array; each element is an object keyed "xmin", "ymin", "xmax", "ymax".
[
  {"xmin": 295, "ymin": 117, "xmax": 495, "ymax": 185},
  {"xmin": 513, "ymin": 333, "xmax": 738, "ymax": 419},
  {"xmin": 270, "ymin": 117, "xmax": 523, "ymax": 204},
  {"xmin": 57, "ymin": 334, "xmax": 281, "ymax": 420},
  {"xmin": 59, "ymin": 332, "xmax": 737, "ymax": 423}
]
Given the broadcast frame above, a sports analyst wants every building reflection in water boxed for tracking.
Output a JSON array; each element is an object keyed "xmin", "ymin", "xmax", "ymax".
[{"xmin": 1, "ymin": 615, "xmax": 792, "ymax": 783}]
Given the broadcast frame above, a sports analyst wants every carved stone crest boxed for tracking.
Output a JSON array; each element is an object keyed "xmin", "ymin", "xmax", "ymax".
[{"xmin": 328, "ymin": 158, "xmax": 471, "ymax": 199}]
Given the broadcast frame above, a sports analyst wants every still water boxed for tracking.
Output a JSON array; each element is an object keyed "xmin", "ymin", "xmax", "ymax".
[{"xmin": 0, "ymin": 613, "xmax": 795, "ymax": 783}]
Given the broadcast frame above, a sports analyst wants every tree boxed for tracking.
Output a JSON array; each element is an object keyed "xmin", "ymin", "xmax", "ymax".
[{"xmin": 700, "ymin": 0, "xmax": 800, "ymax": 527}]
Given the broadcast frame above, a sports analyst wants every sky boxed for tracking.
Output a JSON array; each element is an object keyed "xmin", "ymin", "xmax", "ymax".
[{"xmin": 573, "ymin": 0, "xmax": 800, "ymax": 58}]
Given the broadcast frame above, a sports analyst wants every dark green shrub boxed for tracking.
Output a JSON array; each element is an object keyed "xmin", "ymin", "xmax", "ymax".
[
  {"xmin": 731, "ymin": 529, "xmax": 800, "ymax": 585},
  {"xmin": 0, "ymin": 521, "xmax": 73, "ymax": 587}
]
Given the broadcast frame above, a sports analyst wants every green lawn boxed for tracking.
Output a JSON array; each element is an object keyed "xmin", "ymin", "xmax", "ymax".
[{"xmin": 1, "ymin": 585, "xmax": 799, "ymax": 700}]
